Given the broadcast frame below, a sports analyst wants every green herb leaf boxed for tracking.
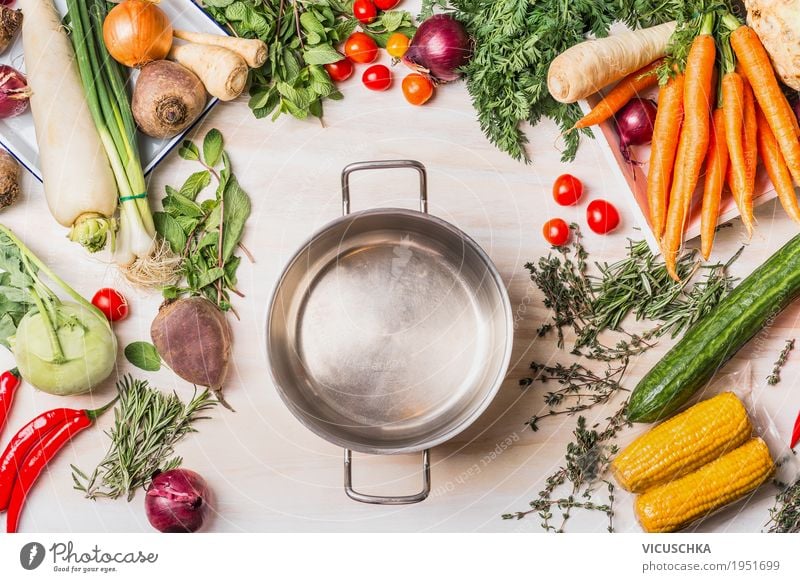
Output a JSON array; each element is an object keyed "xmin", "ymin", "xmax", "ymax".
[
  {"xmin": 0, "ymin": 313, "xmax": 16, "ymax": 350},
  {"xmin": 164, "ymin": 192, "xmax": 204, "ymax": 219},
  {"xmin": 124, "ymin": 341, "xmax": 162, "ymax": 372},
  {"xmin": 153, "ymin": 212, "xmax": 187, "ymax": 254},
  {"xmin": 178, "ymin": 140, "xmax": 201, "ymax": 161},
  {"xmin": 303, "ymin": 44, "xmax": 345, "ymax": 65},
  {"xmin": 179, "ymin": 171, "xmax": 212, "ymax": 201},
  {"xmin": 202, "ymin": 129, "xmax": 224, "ymax": 167},
  {"xmin": 221, "ymin": 176, "xmax": 252, "ymax": 263}
]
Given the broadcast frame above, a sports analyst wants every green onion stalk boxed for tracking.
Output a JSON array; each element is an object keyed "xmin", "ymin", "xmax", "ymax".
[{"xmin": 66, "ymin": 0, "xmax": 173, "ymax": 283}]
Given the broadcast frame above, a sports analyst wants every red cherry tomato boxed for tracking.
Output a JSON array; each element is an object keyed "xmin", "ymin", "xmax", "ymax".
[
  {"xmin": 362, "ymin": 64, "xmax": 392, "ymax": 91},
  {"xmin": 91, "ymin": 288, "xmax": 129, "ymax": 322},
  {"xmin": 324, "ymin": 57, "xmax": 354, "ymax": 82},
  {"xmin": 344, "ymin": 32, "xmax": 379, "ymax": 64},
  {"xmin": 374, "ymin": 0, "xmax": 400, "ymax": 9},
  {"xmin": 586, "ymin": 199, "xmax": 620, "ymax": 234},
  {"xmin": 542, "ymin": 218, "xmax": 570, "ymax": 246},
  {"xmin": 552, "ymin": 173, "xmax": 584, "ymax": 206},
  {"xmin": 352, "ymin": 0, "xmax": 377, "ymax": 24}
]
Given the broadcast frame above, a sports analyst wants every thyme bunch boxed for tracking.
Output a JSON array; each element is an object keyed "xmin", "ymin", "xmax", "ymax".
[
  {"xmin": 767, "ymin": 477, "xmax": 800, "ymax": 533},
  {"xmin": 767, "ymin": 339, "xmax": 795, "ymax": 386}
]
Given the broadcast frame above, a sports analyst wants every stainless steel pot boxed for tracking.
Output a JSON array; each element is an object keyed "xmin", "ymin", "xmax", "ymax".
[{"xmin": 266, "ymin": 160, "xmax": 513, "ymax": 504}]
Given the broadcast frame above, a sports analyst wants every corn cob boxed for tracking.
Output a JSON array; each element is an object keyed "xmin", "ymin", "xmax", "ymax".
[
  {"xmin": 635, "ymin": 438, "xmax": 774, "ymax": 533},
  {"xmin": 612, "ymin": 392, "xmax": 752, "ymax": 493}
]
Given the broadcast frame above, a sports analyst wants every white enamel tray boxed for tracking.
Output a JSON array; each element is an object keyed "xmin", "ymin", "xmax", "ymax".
[{"xmin": 0, "ymin": 0, "xmax": 227, "ymax": 181}]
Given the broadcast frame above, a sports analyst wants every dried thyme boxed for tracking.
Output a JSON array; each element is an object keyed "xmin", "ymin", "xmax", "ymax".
[{"xmin": 767, "ymin": 339, "xmax": 795, "ymax": 386}]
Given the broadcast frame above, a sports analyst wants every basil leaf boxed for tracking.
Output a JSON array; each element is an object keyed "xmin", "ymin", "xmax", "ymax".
[{"xmin": 124, "ymin": 342, "xmax": 162, "ymax": 372}]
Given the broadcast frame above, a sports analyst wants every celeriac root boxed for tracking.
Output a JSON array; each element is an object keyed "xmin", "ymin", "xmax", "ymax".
[
  {"xmin": 0, "ymin": 149, "xmax": 19, "ymax": 209},
  {"xmin": 173, "ymin": 29, "xmax": 267, "ymax": 68},
  {"xmin": 122, "ymin": 236, "xmax": 182, "ymax": 288}
]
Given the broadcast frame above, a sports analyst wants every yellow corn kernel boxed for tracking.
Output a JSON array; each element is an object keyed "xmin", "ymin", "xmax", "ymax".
[
  {"xmin": 612, "ymin": 392, "xmax": 752, "ymax": 493},
  {"xmin": 635, "ymin": 438, "xmax": 774, "ymax": 533}
]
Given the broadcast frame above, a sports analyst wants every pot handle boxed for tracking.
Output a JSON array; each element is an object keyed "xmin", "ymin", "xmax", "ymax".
[
  {"xmin": 341, "ymin": 160, "xmax": 428, "ymax": 216},
  {"xmin": 344, "ymin": 449, "xmax": 431, "ymax": 505}
]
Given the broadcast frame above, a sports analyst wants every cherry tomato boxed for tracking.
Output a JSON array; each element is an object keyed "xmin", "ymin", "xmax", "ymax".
[
  {"xmin": 543, "ymin": 218, "xmax": 570, "ymax": 246},
  {"xmin": 374, "ymin": 0, "xmax": 401, "ymax": 9},
  {"xmin": 344, "ymin": 32, "xmax": 379, "ymax": 64},
  {"xmin": 552, "ymin": 173, "xmax": 583, "ymax": 206},
  {"xmin": 402, "ymin": 73, "xmax": 434, "ymax": 106},
  {"xmin": 91, "ymin": 288, "xmax": 129, "ymax": 322},
  {"xmin": 586, "ymin": 199, "xmax": 620, "ymax": 234},
  {"xmin": 362, "ymin": 64, "xmax": 392, "ymax": 91},
  {"xmin": 386, "ymin": 32, "xmax": 410, "ymax": 58},
  {"xmin": 324, "ymin": 57, "xmax": 354, "ymax": 82},
  {"xmin": 352, "ymin": 0, "xmax": 377, "ymax": 24}
]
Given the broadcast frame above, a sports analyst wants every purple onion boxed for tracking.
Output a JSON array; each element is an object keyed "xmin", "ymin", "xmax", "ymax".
[
  {"xmin": 614, "ymin": 98, "xmax": 658, "ymax": 164},
  {"xmin": 145, "ymin": 469, "xmax": 210, "ymax": 533},
  {"xmin": 402, "ymin": 14, "xmax": 472, "ymax": 83},
  {"xmin": 0, "ymin": 65, "xmax": 30, "ymax": 119}
]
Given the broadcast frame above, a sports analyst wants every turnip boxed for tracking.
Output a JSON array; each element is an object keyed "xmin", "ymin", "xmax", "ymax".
[
  {"xmin": 0, "ymin": 149, "xmax": 19, "ymax": 210},
  {"xmin": 0, "ymin": 6, "xmax": 21, "ymax": 55},
  {"xmin": 132, "ymin": 60, "xmax": 206, "ymax": 139},
  {"xmin": 0, "ymin": 225, "xmax": 117, "ymax": 396},
  {"xmin": 150, "ymin": 297, "xmax": 232, "ymax": 407}
]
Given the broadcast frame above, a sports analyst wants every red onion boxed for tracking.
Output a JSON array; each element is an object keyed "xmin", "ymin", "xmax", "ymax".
[
  {"xmin": 402, "ymin": 14, "xmax": 472, "ymax": 83},
  {"xmin": 614, "ymin": 98, "xmax": 658, "ymax": 163},
  {"xmin": 0, "ymin": 65, "xmax": 30, "ymax": 119},
  {"xmin": 145, "ymin": 469, "xmax": 210, "ymax": 533}
]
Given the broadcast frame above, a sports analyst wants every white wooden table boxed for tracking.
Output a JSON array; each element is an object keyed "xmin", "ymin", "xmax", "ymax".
[{"xmin": 2, "ymin": 10, "xmax": 799, "ymax": 532}]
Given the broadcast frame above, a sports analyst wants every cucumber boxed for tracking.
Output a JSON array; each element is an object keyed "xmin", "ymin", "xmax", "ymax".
[{"xmin": 628, "ymin": 234, "xmax": 800, "ymax": 423}]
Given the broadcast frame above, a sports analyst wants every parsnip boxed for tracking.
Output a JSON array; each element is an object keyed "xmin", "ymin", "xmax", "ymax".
[
  {"xmin": 169, "ymin": 43, "xmax": 248, "ymax": 102},
  {"xmin": 173, "ymin": 29, "xmax": 267, "ymax": 68},
  {"xmin": 17, "ymin": 0, "xmax": 117, "ymax": 251},
  {"xmin": 548, "ymin": 22, "xmax": 676, "ymax": 104}
]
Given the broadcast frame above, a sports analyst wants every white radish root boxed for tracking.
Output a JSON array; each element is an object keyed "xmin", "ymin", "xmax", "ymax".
[
  {"xmin": 173, "ymin": 29, "xmax": 267, "ymax": 68},
  {"xmin": 548, "ymin": 21, "xmax": 676, "ymax": 104},
  {"xmin": 169, "ymin": 42, "xmax": 248, "ymax": 102},
  {"xmin": 18, "ymin": 0, "xmax": 117, "ymax": 246}
]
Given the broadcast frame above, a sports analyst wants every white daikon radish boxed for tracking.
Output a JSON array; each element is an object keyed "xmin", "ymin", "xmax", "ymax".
[{"xmin": 18, "ymin": 0, "xmax": 117, "ymax": 252}]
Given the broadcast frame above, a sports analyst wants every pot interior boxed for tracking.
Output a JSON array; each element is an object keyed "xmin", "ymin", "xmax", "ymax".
[{"xmin": 267, "ymin": 210, "xmax": 512, "ymax": 454}]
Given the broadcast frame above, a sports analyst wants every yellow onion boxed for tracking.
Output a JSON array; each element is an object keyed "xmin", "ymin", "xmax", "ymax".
[{"xmin": 103, "ymin": 0, "xmax": 173, "ymax": 68}]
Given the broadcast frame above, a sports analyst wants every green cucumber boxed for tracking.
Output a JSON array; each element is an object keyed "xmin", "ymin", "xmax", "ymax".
[{"xmin": 628, "ymin": 234, "xmax": 800, "ymax": 423}]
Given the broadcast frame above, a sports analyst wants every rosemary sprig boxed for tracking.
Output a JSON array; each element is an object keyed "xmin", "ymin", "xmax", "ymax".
[
  {"xmin": 520, "ymin": 359, "xmax": 629, "ymax": 432},
  {"xmin": 767, "ymin": 339, "xmax": 795, "ymax": 386},
  {"xmin": 71, "ymin": 375, "xmax": 217, "ymax": 501},
  {"xmin": 766, "ymin": 477, "xmax": 800, "ymax": 533},
  {"xmin": 503, "ymin": 403, "xmax": 630, "ymax": 532}
]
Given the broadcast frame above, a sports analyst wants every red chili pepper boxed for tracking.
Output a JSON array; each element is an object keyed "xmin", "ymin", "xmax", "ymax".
[
  {"xmin": 5, "ymin": 399, "xmax": 116, "ymax": 533},
  {"xmin": 0, "ymin": 367, "xmax": 20, "ymax": 433},
  {"xmin": 791, "ymin": 410, "xmax": 800, "ymax": 449}
]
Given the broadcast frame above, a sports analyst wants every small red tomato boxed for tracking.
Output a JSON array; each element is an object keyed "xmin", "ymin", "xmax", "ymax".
[
  {"xmin": 374, "ymin": 0, "xmax": 400, "ymax": 9},
  {"xmin": 362, "ymin": 64, "xmax": 392, "ymax": 91},
  {"xmin": 91, "ymin": 288, "xmax": 130, "ymax": 322},
  {"xmin": 324, "ymin": 57, "xmax": 354, "ymax": 82},
  {"xmin": 353, "ymin": 0, "xmax": 377, "ymax": 24},
  {"xmin": 586, "ymin": 199, "xmax": 620, "ymax": 234},
  {"xmin": 402, "ymin": 73, "xmax": 434, "ymax": 105},
  {"xmin": 543, "ymin": 218, "xmax": 570, "ymax": 246},
  {"xmin": 344, "ymin": 32, "xmax": 379, "ymax": 64},
  {"xmin": 552, "ymin": 173, "xmax": 583, "ymax": 206}
]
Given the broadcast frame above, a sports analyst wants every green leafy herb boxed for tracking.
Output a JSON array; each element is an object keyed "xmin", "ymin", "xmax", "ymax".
[
  {"xmin": 72, "ymin": 375, "xmax": 217, "ymax": 501},
  {"xmin": 450, "ymin": 0, "xmax": 696, "ymax": 162},
  {"xmin": 767, "ymin": 339, "xmax": 795, "ymax": 386},
  {"xmin": 154, "ymin": 129, "xmax": 252, "ymax": 313},
  {"xmin": 203, "ymin": 0, "xmax": 414, "ymax": 120},
  {"xmin": 124, "ymin": 341, "xmax": 161, "ymax": 372}
]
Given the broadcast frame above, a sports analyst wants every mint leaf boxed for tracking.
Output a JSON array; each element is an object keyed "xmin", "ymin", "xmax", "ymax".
[{"xmin": 124, "ymin": 341, "xmax": 161, "ymax": 372}]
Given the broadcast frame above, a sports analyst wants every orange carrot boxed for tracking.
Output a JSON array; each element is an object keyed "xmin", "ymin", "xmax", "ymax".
[
  {"xmin": 757, "ymin": 104, "xmax": 800, "ymax": 224},
  {"xmin": 721, "ymin": 72, "xmax": 753, "ymax": 235},
  {"xmin": 662, "ymin": 30, "xmax": 716, "ymax": 281},
  {"xmin": 741, "ymin": 76, "xmax": 758, "ymax": 230},
  {"xmin": 701, "ymin": 108, "xmax": 729, "ymax": 260},
  {"xmin": 730, "ymin": 24, "xmax": 800, "ymax": 185},
  {"xmin": 573, "ymin": 59, "xmax": 663, "ymax": 129},
  {"xmin": 646, "ymin": 73, "xmax": 685, "ymax": 239}
]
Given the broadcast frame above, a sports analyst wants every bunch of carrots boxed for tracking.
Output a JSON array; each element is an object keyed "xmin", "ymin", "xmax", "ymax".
[{"xmin": 573, "ymin": 11, "xmax": 800, "ymax": 281}]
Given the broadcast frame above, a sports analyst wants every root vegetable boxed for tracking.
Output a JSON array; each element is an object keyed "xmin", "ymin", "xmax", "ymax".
[
  {"xmin": 173, "ymin": 29, "xmax": 266, "ymax": 68},
  {"xmin": 18, "ymin": 0, "xmax": 117, "ymax": 252},
  {"xmin": 150, "ymin": 297, "xmax": 232, "ymax": 402},
  {"xmin": 745, "ymin": 0, "xmax": 800, "ymax": 90},
  {"xmin": 133, "ymin": 60, "xmax": 206, "ymax": 139},
  {"xmin": 548, "ymin": 21, "xmax": 676, "ymax": 104},
  {"xmin": 0, "ymin": 6, "xmax": 21, "ymax": 54},
  {"xmin": 169, "ymin": 42, "xmax": 248, "ymax": 102},
  {"xmin": 0, "ymin": 149, "xmax": 19, "ymax": 209}
]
